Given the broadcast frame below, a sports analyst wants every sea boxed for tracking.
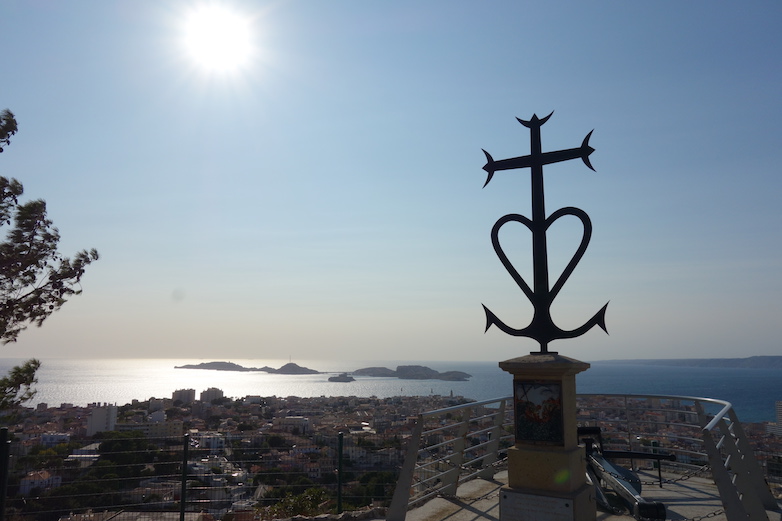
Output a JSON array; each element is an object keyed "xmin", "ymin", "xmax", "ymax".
[{"xmin": 0, "ymin": 358, "xmax": 779, "ymax": 424}]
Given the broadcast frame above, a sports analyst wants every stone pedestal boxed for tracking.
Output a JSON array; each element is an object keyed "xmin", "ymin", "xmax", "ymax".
[{"xmin": 499, "ymin": 353, "xmax": 595, "ymax": 521}]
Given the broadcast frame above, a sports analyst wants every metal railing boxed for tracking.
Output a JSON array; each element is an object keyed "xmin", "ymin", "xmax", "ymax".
[
  {"xmin": 0, "ymin": 429, "xmax": 402, "ymax": 521},
  {"xmin": 577, "ymin": 393, "xmax": 777, "ymax": 521},
  {"xmin": 2, "ymin": 394, "xmax": 778, "ymax": 521},
  {"xmin": 389, "ymin": 394, "xmax": 778, "ymax": 521},
  {"xmin": 387, "ymin": 397, "xmax": 512, "ymax": 521}
]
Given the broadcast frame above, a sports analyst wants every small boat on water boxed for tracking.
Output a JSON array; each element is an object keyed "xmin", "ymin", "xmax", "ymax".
[{"xmin": 328, "ymin": 373, "xmax": 355, "ymax": 382}]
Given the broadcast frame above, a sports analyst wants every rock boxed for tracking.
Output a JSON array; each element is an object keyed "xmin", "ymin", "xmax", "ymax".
[
  {"xmin": 273, "ymin": 363, "xmax": 319, "ymax": 375},
  {"xmin": 352, "ymin": 367, "xmax": 397, "ymax": 377},
  {"xmin": 174, "ymin": 361, "xmax": 259, "ymax": 371},
  {"xmin": 352, "ymin": 365, "xmax": 471, "ymax": 381},
  {"xmin": 438, "ymin": 371, "xmax": 472, "ymax": 381},
  {"xmin": 175, "ymin": 361, "xmax": 320, "ymax": 374},
  {"xmin": 395, "ymin": 365, "xmax": 440, "ymax": 379}
]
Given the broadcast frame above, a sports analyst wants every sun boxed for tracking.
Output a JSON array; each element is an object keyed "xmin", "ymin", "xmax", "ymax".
[{"xmin": 182, "ymin": 5, "xmax": 254, "ymax": 74}]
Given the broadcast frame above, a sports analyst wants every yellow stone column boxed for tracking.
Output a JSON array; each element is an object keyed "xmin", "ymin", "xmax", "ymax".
[{"xmin": 499, "ymin": 353, "xmax": 595, "ymax": 521}]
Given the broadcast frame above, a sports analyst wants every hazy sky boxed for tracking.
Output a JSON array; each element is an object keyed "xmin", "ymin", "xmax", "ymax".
[{"xmin": 1, "ymin": 2, "xmax": 780, "ymax": 362}]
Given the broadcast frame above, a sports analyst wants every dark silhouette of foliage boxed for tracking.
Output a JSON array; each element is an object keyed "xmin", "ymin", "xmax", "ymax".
[
  {"xmin": 0, "ymin": 109, "xmax": 97, "ymax": 419},
  {"xmin": 0, "ymin": 109, "xmax": 98, "ymax": 344},
  {"xmin": 0, "ymin": 109, "xmax": 17, "ymax": 153},
  {"xmin": 344, "ymin": 470, "xmax": 397, "ymax": 508},
  {"xmin": 0, "ymin": 358, "xmax": 39, "ymax": 409},
  {"xmin": 261, "ymin": 487, "xmax": 329, "ymax": 519}
]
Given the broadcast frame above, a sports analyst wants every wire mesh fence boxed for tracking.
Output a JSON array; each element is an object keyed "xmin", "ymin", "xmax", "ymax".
[
  {"xmin": 3, "ymin": 393, "xmax": 782, "ymax": 521},
  {"xmin": 3, "ymin": 429, "xmax": 404, "ymax": 521}
]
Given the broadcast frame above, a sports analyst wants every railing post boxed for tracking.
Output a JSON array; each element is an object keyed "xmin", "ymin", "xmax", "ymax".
[
  {"xmin": 388, "ymin": 415, "xmax": 424, "ymax": 521},
  {"xmin": 0, "ymin": 428, "xmax": 9, "ymax": 521},
  {"xmin": 624, "ymin": 395, "xmax": 634, "ymax": 452},
  {"xmin": 441, "ymin": 409, "xmax": 469, "ymax": 496},
  {"xmin": 337, "ymin": 432, "xmax": 344, "ymax": 514},
  {"xmin": 726, "ymin": 409, "xmax": 777, "ymax": 510},
  {"xmin": 715, "ymin": 417, "xmax": 770, "ymax": 520},
  {"xmin": 479, "ymin": 400, "xmax": 506, "ymax": 479},
  {"xmin": 695, "ymin": 403, "xmax": 751, "ymax": 521},
  {"xmin": 181, "ymin": 433, "xmax": 189, "ymax": 521}
]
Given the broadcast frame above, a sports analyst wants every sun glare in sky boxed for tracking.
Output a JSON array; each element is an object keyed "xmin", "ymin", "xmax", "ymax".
[{"xmin": 182, "ymin": 5, "xmax": 254, "ymax": 74}]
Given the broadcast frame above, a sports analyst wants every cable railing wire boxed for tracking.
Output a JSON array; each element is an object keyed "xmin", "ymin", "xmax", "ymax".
[{"xmin": 3, "ymin": 429, "xmax": 405, "ymax": 520}]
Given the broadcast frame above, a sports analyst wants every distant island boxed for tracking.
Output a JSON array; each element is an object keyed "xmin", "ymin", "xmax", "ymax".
[
  {"xmin": 596, "ymin": 356, "xmax": 782, "ymax": 370},
  {"xmin": 175, "ymin": 361, "xmax": 319, "ymax": 375},
  {"xmin": 175, "ymin": 362, "xmax": 470, "ymax": 380},
  {"xmin": 353, "ymin": 365, "xmax": 472, "ymax": 381}
]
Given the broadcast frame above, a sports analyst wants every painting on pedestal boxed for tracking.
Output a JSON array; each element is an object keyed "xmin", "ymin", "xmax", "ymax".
[{"xmin": 514, "ymin": 380, "xmax": 564, "ymax": 444}]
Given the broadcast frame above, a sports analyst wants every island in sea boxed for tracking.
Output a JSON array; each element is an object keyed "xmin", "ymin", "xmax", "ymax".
[
  {"xmin": 175, "ymin": 361, "xmax": 319, "ymax": 375},
  {"xmin": 174, "ymin": 362, "xmax": 471, "ymax": 381},
  {"xmin": 353, "ymin": 365, "xmax": 472, "ymax": 381}
]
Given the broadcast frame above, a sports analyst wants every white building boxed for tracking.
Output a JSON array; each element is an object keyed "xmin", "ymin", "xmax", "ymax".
[
  {"xmin": 86, "ymin": 404, "xmax": 117, "ymax": 436},
  {"xmin": 173, "ymin": 389, "xmax": 196, "ymax": 404},
  {"xmin": 200, "ymin": 387, "xmax": 224, "ymax": 403},
  {"xmin": 191, "ymin": 432, "xmax": 226, "ymax": 454},
  {"xmin": 65, "ymin": 443, "xmax": 100, "ymax": 468},
  {"xmin": 116, "ymin": 420, "xmax": 183, "ymax": 438},
  {"xmin": 272, "ymin": 416, "xmax": 310, "ymax": 434}
]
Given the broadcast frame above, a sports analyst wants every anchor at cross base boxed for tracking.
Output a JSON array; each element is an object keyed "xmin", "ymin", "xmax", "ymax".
[{"xmin": 481, "ymin": 112, "xmax": 608, "ymax": 354}]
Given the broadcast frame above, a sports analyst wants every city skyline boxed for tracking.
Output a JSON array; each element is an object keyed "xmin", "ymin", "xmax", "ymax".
[{"xmin": 1, "ymin": 2, "xmax": 781, "ymax": 361}]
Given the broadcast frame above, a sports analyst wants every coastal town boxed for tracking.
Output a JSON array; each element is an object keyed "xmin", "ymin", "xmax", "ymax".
[
  {"xmin": 0, "ymin": 387, "xmax": 475, "ymax": 520},
  {"xmin": 1, "ymin": 382, "xmax": 781, "ymax": 520}
]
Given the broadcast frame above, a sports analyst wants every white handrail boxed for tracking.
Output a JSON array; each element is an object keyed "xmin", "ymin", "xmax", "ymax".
[{"xmin": 390, "ymin": 393, "xmax": 777, "ymax": 521}]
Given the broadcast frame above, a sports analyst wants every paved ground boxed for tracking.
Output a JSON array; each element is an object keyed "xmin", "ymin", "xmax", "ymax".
[{"xmin": 402, "ymin": 470, "xmax": 782, "ymax": 521}]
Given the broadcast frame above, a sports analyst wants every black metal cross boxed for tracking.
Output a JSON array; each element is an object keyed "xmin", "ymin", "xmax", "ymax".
[{"xmin": 481, "ymin": 112, "xmax": 608, "ymax": 354}]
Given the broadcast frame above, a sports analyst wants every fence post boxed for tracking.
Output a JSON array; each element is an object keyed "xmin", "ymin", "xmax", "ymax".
[
  {"xmin": 387, "ymin": 416, "xmax": 424, "ymax": 521},
  {"xmin": 695, "ymin": 403, "xmax": 749, "ymax": 521},
  {"xmin": 0, "ymin": 428, "xmax": 9, "ymax": 521},
  {"xmin": 714, "ymin": 418, "xmax": 770, "ymax": 520},
  {"xmin": 726, "ymin": 409, "xmax": 778, "ymax": 510},
  {"xmin": 337, "ymin": 432, "xmax": 344, "ymax": 513},
  {"xmin": 479, "ymin": 399, "xmax": 506, "ymax": 479},
  {"xmin": 441, "ymin": 410, "xmax": 469, "ymax": 496},
  {"xmin": 181, "ymin": 433, "xmax": 189, "ymax": 521}
]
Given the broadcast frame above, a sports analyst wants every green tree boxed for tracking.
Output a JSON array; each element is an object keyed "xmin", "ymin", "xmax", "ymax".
[
  {"xmin": 263, "ymin": 487, "xmax": 330, "ymax": 518},
  {"xmin": 0, "ymin": 109, "xmax": 98, "ymax": 344},
  {"xmin": 0, "ymin": 358, "xmax": 40, "ymax": 409},
  {"xmin": 0, "ymin": 109, "xmax": 98, "ymax": 411},
  {"xmin": 0, "ymin": 109, "xmax": 18, "ymax": 153}
]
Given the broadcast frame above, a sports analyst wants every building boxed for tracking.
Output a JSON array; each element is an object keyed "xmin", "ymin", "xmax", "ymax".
[
  {"xmin": 191, "ymin": 432, "xmax": 226, "ymax": 454},
  {"xmin": 86, "ymin": 405, "xmax": 118, "ymax": 436},
  {"xmin": 272, "ymin": 416, "xmax": 310, "ymax": 434},
  {"xmin": 173, "ymin": 389, "xmax": 196, "ymax": 404},
  {"xmin": 19, "ymin": 470, "xmax": 62, "ymax": 495},
  {"xmin": 769, "ymin": 401, "xmax": 782, "ymax": 437},
  {"xmin": 40, "ymin": 432, "xmax": 71, "ymax": 448},
  {"xmin": 65, "ymin": 443, "xmax": 100, "ymax": 468},
  {"xmin": 200, "ymin": 388, "xmax": 224, "ymax": 403},
  {"xmin": 116, "ymin": 420, "xmax": 184, "ymax": 438}
]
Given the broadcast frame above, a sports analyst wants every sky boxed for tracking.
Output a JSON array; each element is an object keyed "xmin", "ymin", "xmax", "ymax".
[{"xmin": 1, "ymin": 1, "xmax": 780, "ymax": 362}]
